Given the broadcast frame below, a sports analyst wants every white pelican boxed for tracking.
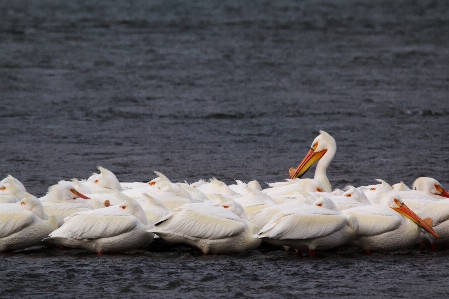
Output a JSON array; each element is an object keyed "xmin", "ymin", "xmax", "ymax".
[
  {"xmin": 0, "ymin": 175, "xmax": 27, "ymax": 203},
  {"xmin": 232, "ymin": 186, "xmax": 277, "ymax": 218},
  {"xmin": 311, "ymin": 186, "xmax": 371, "ymax": 211},
  {"xmin": 208, "ymin": 194, "xmax": 248, "ymax": 220},
  {"xmin": 392, "ymin": 177, "xmax": 449, "ymax": 213},
  {"xmin": 254, "ymin": 196, "xmax": 358, "ymax": 257},
  {"xmin": 412, "ymin": 177, "xmax": 449, "ymax": 198},
  {"xmin": 150, "ymin": 202, "xmax": 260, "ymax": 254},
  {"xmin": 194, "ymin": 178, "xmax": 239, "ymax": 198},
  {"xmin": 177, "ymin": 182, "xmax": 209, "ymax": 202},
  {"xmin": 83, "ymin": 166, "xmax": 124, "ymax": 192},
  {"xmin": 288, "ymin": 130, "xmax": 336, "ymax": 192},
  {"xmin": 152, "ymin": 179, "xmax": 194, "ymax": 200},
  {"xmin": 359, "ymin": 179, "xmax": 393, "ymax": 202},
  {"xmin": 40, "ymin": 183, "xmax": 92, "ymax": 226},
  {"xmin": 45, "ymin": 191, "xmax": 154, "ymax": 254},
  {"xmin": 417, "ymin": 200, "xmax": 449, "ymax": 251},
  {"xmin": 403, "ymin": 177, "xmax": 449, "ymax": 251},
  {"xmin": 342, "ymin": 192, "xmax": 439, "ymax": 253},
  {"xmin": 263, "ymin": 178, "xmax": 325, "ymax": 197},
  {"xmin": 250, "ymin": 196, "xmax": 314, "ymax": 231},
  {"xmin": 229, "ymin": 180, "xmax": 263, "ymax": 194},
  {"xmin": 0, "ymin": 193, "xmax": 58, "ymax": 251},
  {"xmin": 392, "ymin": 182, "xmax": 411, "ymax": 191},
  {"xmin": 136, "ymin": 193, "xmax": 170, "ymax": 225}
]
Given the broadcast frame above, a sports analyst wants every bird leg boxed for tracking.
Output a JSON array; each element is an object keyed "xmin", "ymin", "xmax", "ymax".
[{"xmin": 295, "ymin": 249, "xmax": 303, "ymax": 258}]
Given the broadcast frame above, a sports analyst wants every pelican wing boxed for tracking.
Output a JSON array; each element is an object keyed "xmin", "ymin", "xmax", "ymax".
[
  {"xmin": 154, "ymin": 205, "xmax": 246, "ymax": 240},
  {"xmin": 343, "ymin": 206, "xmax": 401, "ymax": 236},
  {"xmin": 0, "ymin": 205, "xmax": 35, "ymax": 238},
  {"xmin": 418, "ymin": 201, "xmax": 449, "ymax": 226},
  {"xmin": 49, "ymin": 209, "xmax": 138, "ymax": 240},
  {"xmin": 257, "ymin": 209, "xmax": 347, "ymax": 240}
]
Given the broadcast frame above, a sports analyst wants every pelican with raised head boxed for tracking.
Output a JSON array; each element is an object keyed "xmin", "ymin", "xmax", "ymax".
[{"xmin": 289, "ymin": 130, "xmax": 336, "ymax": 192}]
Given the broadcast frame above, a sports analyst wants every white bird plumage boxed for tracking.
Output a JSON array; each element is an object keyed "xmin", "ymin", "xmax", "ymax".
[
  {"xmin": 150, "ymin": 201, "xmax": 260, "ymax": 254},
  {"xmin": 254, "ymin": 196, "xmax": 359, "ymax": 257},
  {"xmin": 0, "ymin": 175, "xmax": 27, "ymax": 203},
  {"xmin": 0, "ymin": 193, "xmax": 58, "ymax": 251},
  {"xmin": 289, "ymin": 130, "xmax": 336, "ymax": 192},
  {"xmin": 45, "ymin": 191, "xmax": 154, "ymax": 253}
]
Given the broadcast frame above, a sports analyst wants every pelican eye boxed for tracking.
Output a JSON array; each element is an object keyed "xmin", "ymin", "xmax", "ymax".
[
  {"xmin": 370, "ymin": 187, "xmax": 376, "ymax": 191},
  {"xmin": 312, "ymin": 142, "xmax": 318, "ymax": 150},
  {"xmin": 435, "ymin": 184, "xmax": 444, "ymax": 194},
  {"xmin": 316, "ymin": 203, "xmax": 323, "ymax": 207},
  {"xmin": 316, "ymin": 187, "xmax": 323, "ymax": 192},
  {"xmin": 149, "ymin": 181, "xmax": 156, "ymax": 186},
  {"xmin": 345, "ymin": 194, "xmax": 352, "ymax": 197},
  {"xmin": 0, "ymin": 186, "xmax": 5, "ymax": 191},
  {"xmin": 121, "ymin": 205, "xmax": 126, "ymax": 210},
  {"xmin": 94, "ymin": 179, "xmax": 99, "ymax": 183},
  {"xmin": 20, "ymin": 201, "xmax": 25, "ymax": 206},
  {"xmin": 223, "ymin": 205, "xmax": 229, "ymax": 209}
]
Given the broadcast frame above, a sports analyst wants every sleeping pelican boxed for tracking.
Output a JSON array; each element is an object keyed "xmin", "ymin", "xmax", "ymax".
[
  {"xmin": 412, "ymin": 177, "xmax": 449, "ymax": 198},
  {"xmin": 0, "ymin": 175, "xmax": 27, "ymax": 203},
  {"xmin": 289, "ymin": 130, "xmax": 336, "ymax": 192},
  {"xmin": 45, "ymin": 191, "xmax": 154, "ymax": 254},
  {"xmin": 83, "ymin": 166, "xmax": 124, "ymax": 192},
  {"xmin": 40, "ymin": 183, "xmax": 92, "ymax": 226},
  {"xmin": 150, "ymin": 201, "xmax": 260, "ymax": 254},
  {"xmin": 0, "ymin": 193, "xmax": 57, "ymax": 251},
  {"xmin": 254, "ymin": 196, "xmax": 358, "ymax": 257}
]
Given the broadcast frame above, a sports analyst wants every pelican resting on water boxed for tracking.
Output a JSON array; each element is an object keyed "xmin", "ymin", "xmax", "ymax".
[
  {"xmin": 44, "ymin": 191, "xmax": 154, "ymax": 254},
  {"xmin": 0, "ymin": 193, "xmax": 57, "ymax": 251},
  {"xmin": 253, "ymin": 196, "xmax": 359, "ymax": 257},
  {"xmin": 150, "ymin": 201, "xmax": 261, "ymax": 254}
]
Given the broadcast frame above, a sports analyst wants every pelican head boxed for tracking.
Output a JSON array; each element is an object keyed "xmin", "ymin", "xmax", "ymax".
[
  {"xmin": 47, "ymin": 183, "xmax": 90, "ymax": 202},
  {"xmin": 115, "ymin": 191, "xmax": 148, "ymax": 225},
  {"xmin": 289, "ymin": 130, "xmax": 336, "ymax": 180},
  {"xmin": 288, "ymin": 131, "xmax": 336, "ymax": 192},
  {"xmin": 412, "ymin": 177, "xmax": 449, "ymax": 198},
  {"xmin": 313, "ymin": 195, "xmax": 339, "ymax": 211},
  {"xmin": 88, "ymin": 166, "xmax": 123, "ymax": 191},
  {"xmin": 20, "ymin": 192, "xmax": 48, "ymax": 220},
  {"xmin": 0, "ymin": 175, "xmax": 27, "ymax": 199}
]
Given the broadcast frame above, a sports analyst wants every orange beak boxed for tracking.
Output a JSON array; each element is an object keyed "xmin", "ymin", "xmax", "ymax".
[
  {"xmin": 289, "ymin": 148, "xmax": 327, "ymax": 179},
  {"xmin": 70, "ymin": 188, "xmax": 90, "ymax": 200},
  {"xmin": 441, "ymin": 189, "xmax": 449, "ymax": 198},
  {"xmin": 434, "ymin": 184, "xmax": 449, "ymax": 198},
  {"xmin": 392, "ymin": 199, "xmax": 439, "ymax": 239}
]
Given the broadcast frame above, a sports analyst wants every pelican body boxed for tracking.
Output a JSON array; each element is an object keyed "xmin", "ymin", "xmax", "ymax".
[
  {"xmin": 0, "ymin": 193, "xmax": 57, "ymax": 251},
  {"xmin": 151, "ymin": 202, "xmax": 261, "ymax": 254},
  {"xmin": 45, "ymin": 192, "xmax": 154, "ymax": 253}
]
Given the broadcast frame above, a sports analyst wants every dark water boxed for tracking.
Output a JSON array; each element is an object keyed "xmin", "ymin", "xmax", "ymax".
[{"xmin": 1, "ymin": 0, "xmax": 449, "ymax": 297}]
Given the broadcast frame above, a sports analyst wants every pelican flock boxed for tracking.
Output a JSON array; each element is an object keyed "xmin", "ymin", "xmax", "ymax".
[{"xmin": 1, "ymin": 130, "xmax": 448, "ymax": 257}]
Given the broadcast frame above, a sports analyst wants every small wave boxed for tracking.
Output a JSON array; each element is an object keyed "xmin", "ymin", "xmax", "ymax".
[{"xmin": 400, "ymin": 109, "xmax": 446, "ymax": 117}]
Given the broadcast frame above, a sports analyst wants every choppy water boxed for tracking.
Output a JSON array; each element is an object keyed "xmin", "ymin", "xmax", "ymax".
[{"xmin": 1, "ymin": 0, "xmax": 449, "ymax": 297}]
